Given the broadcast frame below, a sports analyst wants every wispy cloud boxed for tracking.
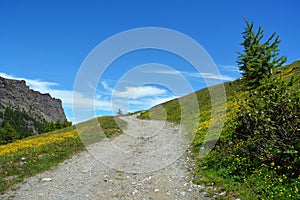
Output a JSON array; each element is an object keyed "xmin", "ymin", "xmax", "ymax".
[
  {"xmin": 144, "ymin": 68, "xmax": 237, "ymax": 81},
  {"xmin": 219, "ymin": 65, "xmax": 241, "ymax": 73},
  {"xmin": 100, "ymin": 81, "xmax": 112, "ymax": 92},
  {"xmin": 112, "ymin": 86, "xmax": 168, "ymax": 99},
  {"xmin": 190, "ymin": 72, "xmax": 235, "ymax": 81}
]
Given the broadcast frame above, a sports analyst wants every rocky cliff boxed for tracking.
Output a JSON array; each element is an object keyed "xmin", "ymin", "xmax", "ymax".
[{"xmin": 0, "ymin": 76, "xmax": 66, "ymax": 122}]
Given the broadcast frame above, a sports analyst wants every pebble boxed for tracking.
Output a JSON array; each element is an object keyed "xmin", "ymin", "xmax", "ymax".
[
  {"xmin": 132, "ymin": 190, "xmax": 138, "ymax": 195},
  {"xmin": 219, "ymin": 191, "xmax": 226, "ymax": 196},
  {"xmin": 200, "ymin": 191, "xmax": 208, "ymax": 197},
  {"xmin": 41, "ymin": 178, "xmax": 52, "ymax": 182},
  {"xmin": 180, "ymin": 191, "xmax": 186, "ymax": 196},
  {"xmin": 20, "ymin": 161, "xmax": 27, "ymax": 165},
  {"xmin": 198, "ymin": 185, "xmax": 206, "ymax": 189}
]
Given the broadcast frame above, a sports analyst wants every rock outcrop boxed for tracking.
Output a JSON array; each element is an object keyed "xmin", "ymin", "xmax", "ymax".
[{"xmin": 0, "ymin": 76, "xmax": 66, "ymax": 122}]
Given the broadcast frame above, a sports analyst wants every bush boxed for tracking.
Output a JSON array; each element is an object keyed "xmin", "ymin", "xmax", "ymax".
[{"xmin": 234, "ymin": 77, "xmax": 299, "ymax": 178}]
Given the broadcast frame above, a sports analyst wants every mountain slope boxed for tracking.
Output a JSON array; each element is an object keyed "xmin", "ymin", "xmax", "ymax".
[
  {"xmin": 139, "ymin": 60, "xmax": 300, "ymax": 199},
  {"xmin": 0, "ymin": 76, "xmax": 68, "ymax": 143},
  {"xmin": 0, "ymin": 77, "xmax": 66, "ymax": 122}
]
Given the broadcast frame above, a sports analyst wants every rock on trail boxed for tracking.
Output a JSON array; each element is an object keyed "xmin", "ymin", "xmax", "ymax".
[{"xmin": 1, "ymin": 115, "xmax": 208, "ymax": 200}]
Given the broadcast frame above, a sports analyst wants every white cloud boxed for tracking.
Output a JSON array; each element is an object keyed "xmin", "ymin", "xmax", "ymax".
[
  {"xmin": 144, "ymin": 68, "xmax": 236, "ymax": 81},
  {"xmin": 197, "ymin": 72, "xmax": 235, "ymax": 81},
  {"xmin": 101, "ymin": 81, "xmax": 112, "ymax": 92},
  {"xmin": 112, "ymin": 86, "xmax": 168, "ymax": 99}
]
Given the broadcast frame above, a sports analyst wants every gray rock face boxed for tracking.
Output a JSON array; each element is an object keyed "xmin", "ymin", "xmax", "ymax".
[{"xmin": 0, "ymin": 76, "xmax": 66, "ymax": 122}]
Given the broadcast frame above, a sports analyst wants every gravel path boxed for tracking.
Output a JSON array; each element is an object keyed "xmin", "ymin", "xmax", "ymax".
[{"xmin": 1, "ymin": 116, "xmax": 208, "ymax": 200}]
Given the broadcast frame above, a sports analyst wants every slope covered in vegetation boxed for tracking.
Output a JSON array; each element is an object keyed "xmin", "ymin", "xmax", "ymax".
[
  {"xmin": 139, "ymin": 60, "xmax": 299, "ymax": 199},
  {"xmin": 0, "ymin": 105, "xmax": 72, "ymax": 145}
]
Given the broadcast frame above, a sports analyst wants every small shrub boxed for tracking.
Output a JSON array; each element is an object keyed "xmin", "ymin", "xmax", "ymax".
[{"xmin": 234, "ymin": 77, "xmax": 299, "ymax": 178}]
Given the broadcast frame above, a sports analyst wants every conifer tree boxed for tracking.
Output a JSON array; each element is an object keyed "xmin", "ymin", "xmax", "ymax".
[
  {"xmin": 237, "ymin": 19, "xmax": 287, "ymax": 88},
  {"xmin": 0, "ymin": 123, "xmax": 18, "ymax": 144}
]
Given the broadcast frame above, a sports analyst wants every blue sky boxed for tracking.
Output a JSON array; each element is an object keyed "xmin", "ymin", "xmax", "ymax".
[{"xmin": 0, "ymin": 0, "xmax": 299, "ymax": 122}]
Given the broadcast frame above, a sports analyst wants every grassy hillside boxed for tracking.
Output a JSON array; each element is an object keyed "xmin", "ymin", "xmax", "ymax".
[
  {"xmin": 0, "ymin": 116, "xmax": 126, "ymax": 193},
  {"xmin": 139, "ymin": 60, "xmax": 300, "ymax": 199}
]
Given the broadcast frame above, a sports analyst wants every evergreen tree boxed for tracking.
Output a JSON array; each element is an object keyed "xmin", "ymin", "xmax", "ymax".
[
  {"xmin": 54, "ymin": 119, "xmax": 62, "ymax": 129},
  {"xmin": 237, "ymin": 19, "xmax": 287, "ymax": 88},
  {"xmin": 45, "ymin": 122, "xmax": 55, "ymax": 132},
  {"xmin": 63, "ymin": 119, "xmax": 72, "ymax": 127},
  {"xmin": 0, "ymin": 123, "xmax": 19, "ymax": 144}
]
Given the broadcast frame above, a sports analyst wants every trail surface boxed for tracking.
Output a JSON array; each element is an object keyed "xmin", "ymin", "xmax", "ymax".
[{"xmin": 1, "ymin": 116, "xmax": 207, "ymax": 200}]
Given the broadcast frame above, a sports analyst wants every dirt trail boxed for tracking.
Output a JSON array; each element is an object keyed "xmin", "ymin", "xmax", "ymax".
[{"xmin": 1, "ymin": 116, "xmax": 207, "ymax": 200}]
